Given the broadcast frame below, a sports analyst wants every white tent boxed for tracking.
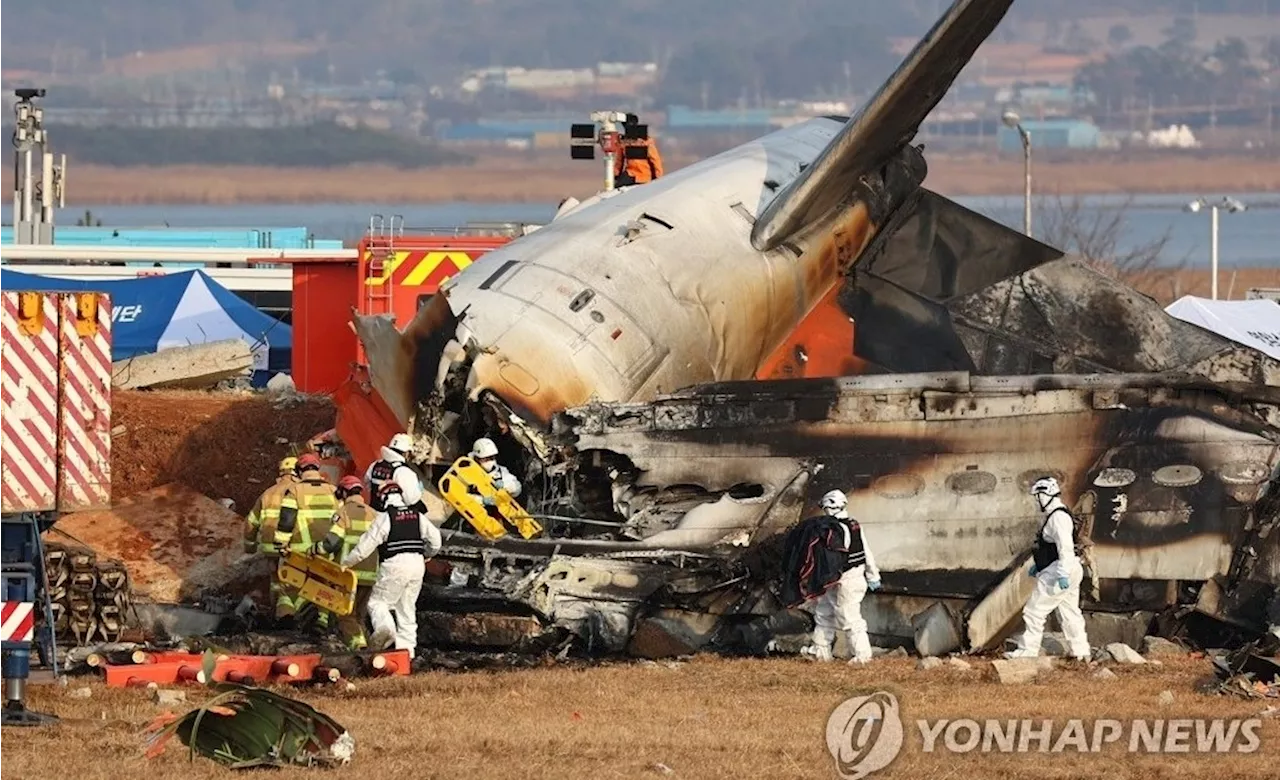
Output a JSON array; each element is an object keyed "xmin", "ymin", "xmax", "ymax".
[{"xmin": 1165, "ymin": 296, "xmax": 1280, "ymax": 360}]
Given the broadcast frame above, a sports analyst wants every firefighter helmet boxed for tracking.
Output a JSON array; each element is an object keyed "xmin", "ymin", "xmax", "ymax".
[
  {"xmin": 471, "ymin": 437, "xmax": 499, "ymax": 460},
  {"xmin": 1030, "ymin": 477, "xmax": 1061, "ymax": 498},
  {"xmin": 820, "ymin": 490, "xmax": 848, "ymax": 513},
  {"xmin": 278, "ymin": 456, "xmax": 297, "ymax": 475},
  {"xmin": 338, "ymin": 475, "xmax": 363, "ymax": 493},
  {"xmin": 389, "ymin": 433, "xmax": 413, "ymax": 456},
  {"xmin": 296, "ymin": 453, "xmax": 322, "ymax": 473}
]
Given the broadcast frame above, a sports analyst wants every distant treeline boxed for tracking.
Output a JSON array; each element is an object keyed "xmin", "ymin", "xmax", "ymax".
[{"xmin": 26, "ymin": 123, "xmax": 472, "ymax": 168}]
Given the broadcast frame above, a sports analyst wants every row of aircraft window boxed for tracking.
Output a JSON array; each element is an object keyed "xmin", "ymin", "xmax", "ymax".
[{"xmin": 866, "ymin": 461, "xmax": 1271, "ymax": 499}]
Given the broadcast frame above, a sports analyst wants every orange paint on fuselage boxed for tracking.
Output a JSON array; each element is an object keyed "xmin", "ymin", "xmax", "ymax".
[{"xmin": 756, "ymin": 286, "xmax": 871, "ymax": 380}]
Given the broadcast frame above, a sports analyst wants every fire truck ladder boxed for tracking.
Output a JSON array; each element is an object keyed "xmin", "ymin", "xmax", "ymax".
[{"xmin": 363, "ymin": 214, "xmax": 405, "ymax": 318}]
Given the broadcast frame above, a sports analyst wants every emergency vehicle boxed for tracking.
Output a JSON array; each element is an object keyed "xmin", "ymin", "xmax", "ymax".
[
  {"xmin": 1, "ymin": 289, "xmax": 114, "ymax": 725},
  {"xmin": 288, "ymin": 221, "xmax": 529, "ymax": 472}
]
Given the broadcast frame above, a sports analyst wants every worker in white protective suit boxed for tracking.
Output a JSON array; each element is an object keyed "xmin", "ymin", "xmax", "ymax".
[
  {"xmin": 801, "ymin": 490, "xmax": 881, "ymax": 664},
  {"xmin": 471, "ymin": 437, "xmax": 522, "ymax": 502},
  {"xmin": 341, "ymin": 481, "xmax": 442, "ymax": 658},
  {"xmin": 364, "ymin": 432, "xmax": 425, "ymax": 512},
  {"xmin": 1006, "ymin": 477, "xmax": 1091, "ymax": 661}
]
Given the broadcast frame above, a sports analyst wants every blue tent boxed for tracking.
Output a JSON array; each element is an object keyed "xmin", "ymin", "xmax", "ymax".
[{"xmin": 0, "ymin": 268, "xmax": 290, "ymax": 384}]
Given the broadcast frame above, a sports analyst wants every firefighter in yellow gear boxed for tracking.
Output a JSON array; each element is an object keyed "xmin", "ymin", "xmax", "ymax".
[
  {"xmin": 244, "ymin": 456, "xmax": 300, "ymax": 619},
  {"xmin": 315, "ymin": 475, "xmax": 379, "ymax": 649},
  {"xmin": 276, "ymin": 453, "xmax": 340, "ymax": 628}
]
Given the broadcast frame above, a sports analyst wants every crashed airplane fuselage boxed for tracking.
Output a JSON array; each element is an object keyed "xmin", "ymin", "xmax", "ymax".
[
  {"xmin": 350, "ymin": 0, "xmax": 1280, "ymax": 655},
  {"xmin": 353, "ymin": 0, "xmax": 1032, "ymax": 463}
]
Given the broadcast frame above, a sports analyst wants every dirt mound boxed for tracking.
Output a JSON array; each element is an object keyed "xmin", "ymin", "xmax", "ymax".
[
  {"xmin": 51, "ymin": 483, "xmax": 248, "ymax": 603},
  {"xmin": 111, "ymin": 389, "xmax": 336, "ymax": 515}
]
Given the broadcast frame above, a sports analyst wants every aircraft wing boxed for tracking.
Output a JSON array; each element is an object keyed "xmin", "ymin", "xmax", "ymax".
[{"xmin": 751, "ymin": 0, "xmax": 1016, "ymax": 251}]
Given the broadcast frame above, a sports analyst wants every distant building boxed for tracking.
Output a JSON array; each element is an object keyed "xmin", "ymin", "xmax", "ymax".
[
  {"xmin": 663, "ymin": 105, "xmax": 779, "ymax": 134},
  {"xmin": 997, "ymin": 118, "xmax": 1100, "ymax": 151},
  {"xmin": 459, "ymin": 62, "xmax": 656, "ymax": 96},
  {"xmin": 434, "ymin": 115, "xmax": 580, "ymax": 147},
  {"xmin": 994, "ymin": 82, "xmax": 1097, "ymax": 118}
]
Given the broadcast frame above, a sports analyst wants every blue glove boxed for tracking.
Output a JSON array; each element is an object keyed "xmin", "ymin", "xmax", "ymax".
[
  {"xmin": 1057, "ymin": 576, "xmax": 1070, "ymax": 591},
  {"xmin": 1028, "ymin": 564, "xmax": 1038, "ymax": 578},
  {"xmin": 481, "ymin": 494, "xmax": 496, "ymax": 507},
  {"xmin": 867, "ymin": 579, "xmax": 881, "ymax": 591}
]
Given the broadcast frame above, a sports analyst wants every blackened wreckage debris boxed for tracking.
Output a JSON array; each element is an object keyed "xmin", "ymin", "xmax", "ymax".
[{"xmin": 420, "ymin": 366, "xmax": 1279, "ymax": 659}]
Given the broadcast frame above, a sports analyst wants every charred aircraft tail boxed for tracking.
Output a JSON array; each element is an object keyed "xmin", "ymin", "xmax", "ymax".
[
  {"xmin": 752, "ymin": 0, "xmax": 1017, "ymax": 251},
  {"xmin": 840, "ymin": 189, "xmax": 1065, "ymax": 373}
]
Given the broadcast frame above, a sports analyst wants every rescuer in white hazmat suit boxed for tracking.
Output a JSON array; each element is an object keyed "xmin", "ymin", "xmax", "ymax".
[
  {"xmin": 1007, "ymin": 477, "xmax": 1091, "ymax": 660},
  {"xmin": 470, "ymin": 437, "xmax": 522, "ymax": 502},
  {"xmin": 341, "ymin": 481, "xmax": 442, "ymax": 658},
  {"xmin": 801, "ymin": 490, "xmax": 881, "ymax": 664},
  {"xmin": 364, "ymin": 432, "xmax": 425, "ymax": 512}
]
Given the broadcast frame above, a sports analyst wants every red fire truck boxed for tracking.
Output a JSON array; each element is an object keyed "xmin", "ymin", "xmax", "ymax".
[{"xmin": 286, "ymin": 223, "xmax": 527, "ymax": 472}]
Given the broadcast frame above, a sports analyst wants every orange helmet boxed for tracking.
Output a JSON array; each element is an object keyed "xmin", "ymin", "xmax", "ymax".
[
  {"xmin": 338, "ymin": 476, "xmax": 363, "ymax": 492},
  {"xmin": 296, "ymin": 453, "xmax": 322, "ymax": 473}
]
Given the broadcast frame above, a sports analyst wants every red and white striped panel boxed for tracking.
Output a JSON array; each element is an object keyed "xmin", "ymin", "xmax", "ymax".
[
  {"xmin": 1, "ymin": 292, "xmax": 61, "ymax": 514},
  {"xmin": 0, "ymin": 601, "xmax": 36, "ymax": 643},
  {"xmin": 58, "ymin": 293, "xmax": 113, "ymax": 512}
]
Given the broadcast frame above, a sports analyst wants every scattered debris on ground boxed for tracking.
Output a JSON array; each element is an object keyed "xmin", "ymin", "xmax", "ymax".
[
  {"xmin": 144, "ymin": 671, "xmax": 354, "ymax": 769},
  {"xmin": 1209, "ymin": 637, "xmax": 1280, "ymax": 699}
]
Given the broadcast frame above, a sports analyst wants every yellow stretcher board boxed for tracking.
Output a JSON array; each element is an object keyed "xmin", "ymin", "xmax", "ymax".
[
  {"xmin": 278, "ymin": 552, "xmax": 358, "ymax": 616},
  {"xmin": 438, "ymin": 456, "xmax": 543, "ymax": 541}
]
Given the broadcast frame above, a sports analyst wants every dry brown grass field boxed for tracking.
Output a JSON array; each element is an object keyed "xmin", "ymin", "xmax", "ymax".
[
  {"xmin": 6, "ymin": 153, "xmax": 1276, "ymax": 205},
  {"xmin": 3, "ymin": 655, "xmax": 1275, "ymax": 779}
]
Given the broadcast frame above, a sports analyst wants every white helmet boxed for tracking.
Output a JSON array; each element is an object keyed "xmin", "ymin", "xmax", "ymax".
[
  {"xmin": 389, "ymin": 432, "xmax": 413, "ymax": 455},
  {"xmin": 820, "ymin": 490, "xmax": 848, "ymax": 513},
  {"xmin": 472, "ymin": 437, "xmax": 499, "ymax": 460},
  {"xmin": 1030, "ymin": 477, "xmax": 1061, "ymax": 498}
]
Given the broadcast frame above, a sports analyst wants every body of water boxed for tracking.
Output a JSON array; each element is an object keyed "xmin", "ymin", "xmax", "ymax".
[{"xmin": 4, "ymin": 191, "xmax": 1278, "ymax": 270}]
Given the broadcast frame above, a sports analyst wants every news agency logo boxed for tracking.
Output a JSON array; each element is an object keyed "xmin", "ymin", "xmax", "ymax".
[
  {"xmin": 824, "ymin": 692, "xmax": 904, "ymax": 779},
  {"xmin": 825, "ymin": 691, "xmax": 1265, "ymax": 778}
]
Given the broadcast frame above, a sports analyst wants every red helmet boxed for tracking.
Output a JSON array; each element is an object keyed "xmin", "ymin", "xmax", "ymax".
[
  {"xmin": 338, "ymin": 476, "xmax": 363, "ymax": 492},
  {"xmin": 296, "ymin": 453, "xmax": 322, "ymax": 472}
]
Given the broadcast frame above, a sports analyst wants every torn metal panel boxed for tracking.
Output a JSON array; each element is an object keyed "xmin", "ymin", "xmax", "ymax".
[
  {"xmin": 966, "ymin": 552, "xmax": 1038, "ymax": 652},
  {"xmin": 913, "ymin": 601, "xmax": 964, "ymax": 657},
  {"xmin": 509, "ymin": 557, "xmax": 674, "ymax": 652},
  {"xmin": 627, "ymin": 610, "xmax": 721, "ymax": 658},
  {"xmin": 417, "ymin": 612, "xmax": 548, "ymax": 648}
]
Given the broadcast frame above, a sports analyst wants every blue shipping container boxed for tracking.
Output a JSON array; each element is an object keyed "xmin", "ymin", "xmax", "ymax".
[{"xmin": 1, "ymin": 226, "xmax": 342, "ymax": 249}]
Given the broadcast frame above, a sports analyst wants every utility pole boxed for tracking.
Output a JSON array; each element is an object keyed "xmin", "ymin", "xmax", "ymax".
[
  {"xmin": 1002, "ymin": 110, "xmax": 1032, "ymax": 237},
  {"xmin": 11, "ymin": 88, "xmax": 67, "ymax": 245},
  {"xmin": 1186, "ymin": 196, "xmax": 1247, "ymax": 300}
]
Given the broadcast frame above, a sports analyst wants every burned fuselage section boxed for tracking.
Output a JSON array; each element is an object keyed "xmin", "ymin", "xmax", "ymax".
[{"xmin": 421, "ymin": 371, "xmax": 1280, "ymax": 657}]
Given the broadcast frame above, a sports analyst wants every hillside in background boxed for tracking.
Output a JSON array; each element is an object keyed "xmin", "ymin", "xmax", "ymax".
[{"xmin": 6, "ymin": 1, "xmax": 1277, "ymax": 86}]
